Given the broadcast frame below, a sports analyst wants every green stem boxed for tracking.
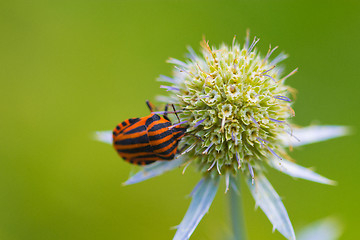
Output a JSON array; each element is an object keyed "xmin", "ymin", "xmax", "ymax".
[{"xmin": 228, "ymin": 178, "xmax": 247, "ymax": 240}]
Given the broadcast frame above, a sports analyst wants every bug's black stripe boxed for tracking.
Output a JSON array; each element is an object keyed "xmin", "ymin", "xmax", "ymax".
[
  {"xmin": 132, "ymin": 160, "xmax": 156, "ymax": 165},
  {"xmin": 145, "ymin": 114, "xmax": 161, "ymax": 126},
  {"xmin": 148, "ymin": 129, "xmax": 173, "ymax": 141},
  {"xmin": 114, "ymin": 134, "xmax": 149, "ymax": 145},
  {"xmin": 156, "ymin": 141, "xmax": 178, "ymax": 156},
  {"xmin": 117, "ymin": 118, "xmax": 141, "ymax": 134},
  {"xmin": 128, "ymin": 118, "xmax": 141, "ymax": 124},
  {"xmin": 157, "ymin": 155, "xmax": 175, "ymax": 160},
  {"xmin": 123, "ymin": 125, "xmax": 147, "ymax": 135},
  {"xmin": 151, "ymin": 136, "xmax": 176, "ymax": 151},
  {"xmin": 142, "ymin": 160, "xmax": 156, "ymax": 165},
  {"xmin": 173, "ymin": 130, "xmax": 186, "ymax": 140},
  {"xmin": 132, "ymin": 154, "xmax": 158, "ymax": 159},
  {"xmin": 117, "ymin": 145, "xmax": 152, "ymax": 154},
  {"xmin": 148, "ymin": 122, "xmax": 171, "ymax": 132}
]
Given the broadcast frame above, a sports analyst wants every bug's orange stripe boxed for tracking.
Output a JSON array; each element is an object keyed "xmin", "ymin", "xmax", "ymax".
[
  {"xmin": 113, "ymin": 119, "xmax": 132, "ymax": 133},
  {"xmin": 121, "ymin": 119, "xmax": 147, "ymax": 132},
  {"xmin": 147, "ymin": 128, "xmax": 172, "ymax": 143},
  {"xmin": 148, "ymin": 124, "xmax": 169, "ymax": 134},
  {"xmin": 114, "ymin": 131, "xmax": 146, "ymax": 142},
  {"xmin": 153, "ymin": 139, "xmax": 176, "ymax": 153},
  {"xmin": 149, "ymin": 133, "xmax": 174, "ymax": 146},
  {"xmin": 114, "ymin": 142, "xmax": 149, "ymax": 150},
  {"xmin": 156, "ymin": 146, "xmax": 177, "ymax": 158},
  {"xmin": 146, "ymin": 118, "xmax": 163, "ymax": 129}
]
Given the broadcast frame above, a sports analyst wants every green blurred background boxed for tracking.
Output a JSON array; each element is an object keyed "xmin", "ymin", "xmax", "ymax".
[{"xmin": 0, "ymin": 0, "xmax": 359, "ymax": 239}]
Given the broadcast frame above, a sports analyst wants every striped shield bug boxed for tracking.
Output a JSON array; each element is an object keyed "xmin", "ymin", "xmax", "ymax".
[{"xmin": 112, "ymin": 101, "xmax": 187, "ymax": 165}]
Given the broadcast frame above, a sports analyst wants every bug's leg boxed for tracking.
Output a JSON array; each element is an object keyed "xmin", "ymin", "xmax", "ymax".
[
  {"xmin": 172, "ymin": 104, "xmax": 181, "ymax": 123},
  {"xmin": 163, "ymin": 104, "xmax": 170, "ymax": 121},
  {"xmin": 146, "ymin": 100, "xmax": 155, "ymax": 112}
]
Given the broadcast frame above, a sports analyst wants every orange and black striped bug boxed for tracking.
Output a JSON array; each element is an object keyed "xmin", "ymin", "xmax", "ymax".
[{"xmin": 112, "ymin": 101, "xmax": 188, "ymax": 165}]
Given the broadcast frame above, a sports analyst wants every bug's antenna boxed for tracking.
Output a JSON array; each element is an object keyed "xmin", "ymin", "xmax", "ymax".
[
  {"xmin": 172, "ymin": 104, "xmax": 181, "ymax": 123},
  {"xmin": 163, "ymin": 104, "xmax": 170, "ymax": 121},
  {"xmin": 146, "ymin": 100, "xmax": 154, "ymax": 112}
]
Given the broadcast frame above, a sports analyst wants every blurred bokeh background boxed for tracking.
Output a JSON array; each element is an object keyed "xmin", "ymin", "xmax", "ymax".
[{"xmin": 0, "ymin": 0, "xmax": 359, "ymax": 239}]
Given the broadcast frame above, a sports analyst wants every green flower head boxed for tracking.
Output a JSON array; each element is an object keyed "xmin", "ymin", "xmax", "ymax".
[{"xmin": 160, "ymin": 35, "xmax": 297, "ymax": 181}]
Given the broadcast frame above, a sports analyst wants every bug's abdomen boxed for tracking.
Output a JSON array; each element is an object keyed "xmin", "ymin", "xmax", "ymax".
[
  {"xmin": 112, "ymin": 113, "xmax": 187, "ymax": 165},
  {"xmin": 113, "ymin": 120, "xmax": 160, "ymax": 165}
]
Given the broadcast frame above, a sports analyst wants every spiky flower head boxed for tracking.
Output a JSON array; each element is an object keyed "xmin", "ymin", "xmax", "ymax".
[{"xmin": 159, "ymin": 35, "xmax": 297, "ymax": 181}]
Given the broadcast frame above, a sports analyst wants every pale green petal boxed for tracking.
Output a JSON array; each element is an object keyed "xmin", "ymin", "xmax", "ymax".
[
  {"xmin": 297, "ymin": 217, "xmax": 342, "ymax": 240},
  {"xmin": 281, "ymin": 125, "xmax": 349, "ymax": 147},
  {"xmin": 173, "ymin": 176, "xmax": 220, "ymax": 240},
  {"xmin": 247, "ymin": 174, "xmax": 296, "ymax": 240},
  {"xmin": 93, "ymin": 131, "xmax": 112, "ymax": 144},
  {"xmin": 123, "ymin": 156, "xmax": 186, "ymax": 185},
  {"xmin": 269, "ymin": 158, "xmax": 335, "ymax": 185}
]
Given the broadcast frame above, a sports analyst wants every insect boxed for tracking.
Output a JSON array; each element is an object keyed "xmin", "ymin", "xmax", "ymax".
[{"xmin": 112, "ymin": 101, "xmax": 187, "ymax": 165}]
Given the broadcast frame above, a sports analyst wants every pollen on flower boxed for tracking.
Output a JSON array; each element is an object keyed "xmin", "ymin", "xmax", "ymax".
[{"xmin": 159, "ymin": 34, "xmax": 297, "ymax": 177}]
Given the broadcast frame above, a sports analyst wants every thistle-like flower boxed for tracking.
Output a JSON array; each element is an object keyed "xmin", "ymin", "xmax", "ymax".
[{"xmin": 95, "ymin": 33, "xmax": 348, "ymax": 240}]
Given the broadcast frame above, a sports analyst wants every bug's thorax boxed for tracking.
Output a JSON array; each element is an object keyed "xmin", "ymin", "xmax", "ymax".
[{"xmin": 171, "ymin": 125, "xmax": 187, "ymax": 140}]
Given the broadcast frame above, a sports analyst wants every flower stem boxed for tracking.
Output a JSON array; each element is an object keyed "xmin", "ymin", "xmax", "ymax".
[{"xmin": 229, "ymin": 178, "xmax": 247, "ymax": 240}]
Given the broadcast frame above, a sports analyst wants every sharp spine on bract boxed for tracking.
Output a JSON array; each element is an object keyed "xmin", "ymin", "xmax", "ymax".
[
  {"xmin": 194, "ymin": 119, "xmax": 205, "ymax": 128},
  {"xmin": 248, "ymin": 163, "xmax": 255, "ymax": 184},
  {"xmin": 261, "ymin": 65, "xmax": 276, "ymax": 75},
  {"xmin": 273, "ymin": 95, "xmax": 291, "ymax": 102},
  {"xmin": 263, "ymin": 46, "xmax": 279, "ymax": 64},
  {"xmin": 160, "ymin": 85, "xmax": 180, "ymax": 92},
  {"xmin": 202, "ymin": 143, "xmax": 214, "ymax": 155},
  {"xmin": 169, "ymin": 121, "xmax": 189, "ymax": 129},
  {"xmin": 247, "ymin": 37, "xmax": 260, "ymax": 54},
  {"xmin": 267, "ymin": 146, "xmax": 282, "ymax": 160},
  {"xmin": 207, "ymin": 160, "xmax": 216, "ymax": 171},
  {"xmin": 281, "ymin": 68, "xmax": 298, "ymax": 82},
  {"xmin": 269, "ymin": 118, "xmax": 285, "ymax": 123},
  {"xmin": 263, "ymin": 74, "xmax": 277, "ymax": 83}
]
